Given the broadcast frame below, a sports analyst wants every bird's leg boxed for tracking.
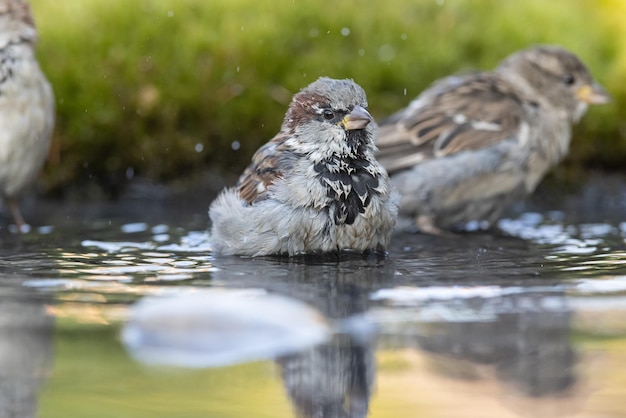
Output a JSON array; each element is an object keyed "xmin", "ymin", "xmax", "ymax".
[
  {"xmin": 416, "ymin": 215, "xmax": 447, "ymax": 236},
  {"xmin": 6, "ymin": 198, "xmax": 26, "ymax": 233}
]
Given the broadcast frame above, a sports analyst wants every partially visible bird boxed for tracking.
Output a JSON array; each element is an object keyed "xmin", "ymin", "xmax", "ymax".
[
  {"xmin": 376, "ymin": 45, "xmax": 610, "ymax": 234},
  {"xmin": 209, "ymin": 77, "xmax": 398, "ymax": 256},
  {"xmin": 0, "ymin": 0, "xmax": 54, "ymax": 231}
]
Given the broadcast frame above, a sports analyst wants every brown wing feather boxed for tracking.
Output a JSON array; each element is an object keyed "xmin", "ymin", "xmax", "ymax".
[
  {"xmin": 237, "ymin": 132, "xmax": 294, "ymax": 205},
  {"xmin": 377, "ymin": 74, "xmax": 526, "ymax": 174}
]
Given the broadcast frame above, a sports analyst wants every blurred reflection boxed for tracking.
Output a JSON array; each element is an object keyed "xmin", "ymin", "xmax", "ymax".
[
  {"xmin": 211, "ymin": 254, "xmax": 581, "ymax": 415},
  {"xmin": 374, "ymin": 289, "xmax": 577, "ymax": 398},
  {"xmin": 123, "ymin": 289, "xmax": 333, "ymax": 368},
  {"xmin": 279, "ymin": 334, "xmax": 374, "ymax": 418},
  {"xmin": 212, "ymin": 253, "xmax": 398, "ymax": 319},
  {"xmin": 197, "ymin": 254, "xmax": 393, "ymax": 418},
  {"xmin": 0, "ymin": 287, "xmax": 53, "ymax": 418}
]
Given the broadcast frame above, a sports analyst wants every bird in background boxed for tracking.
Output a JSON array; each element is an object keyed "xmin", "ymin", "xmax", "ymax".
[
  {"xmin": 0, "ymin": 0, "xmax": 54, "ymax": 232},
  {"xmin": 376, "ymin": 45, "xmax": 610, "ymax": 234},
  {"xmin": 209, "ymin": 77, "xmax": 398, "ymax": 256}
]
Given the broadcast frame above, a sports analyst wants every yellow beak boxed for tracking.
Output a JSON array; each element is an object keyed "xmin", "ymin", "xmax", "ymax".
[
  {"xmin": 577, "ymin": 83, "xmax": 611, "ymax": 105},
  {"xmin": 342, "ymin": 105, "xmax": 373, "ymax": 130}
]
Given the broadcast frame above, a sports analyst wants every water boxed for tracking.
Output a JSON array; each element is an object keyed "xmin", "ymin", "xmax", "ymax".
[{"xmin": 3, "ymin": 174, "xmax": 626, "ymax": 417}]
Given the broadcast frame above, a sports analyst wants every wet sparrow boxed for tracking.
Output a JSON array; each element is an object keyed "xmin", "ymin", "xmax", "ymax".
[
  {"xmin": 0, "ymin": 0, "xmax": 54, "ymax": 230},
  {"xmin": 209, "ymin": 77, "xmax": 398, "ymax": 256},
  {"xmin": 376, "ymin": 45, "xmax": 610, "ymax": 233}
]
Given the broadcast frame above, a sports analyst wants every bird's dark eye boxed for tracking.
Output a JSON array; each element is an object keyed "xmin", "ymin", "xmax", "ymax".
[
  {"xmin": 562, "ymin": 74, "xmax": 575, "ymax": 86},
  {"xmin": 322, "ymin": 109, "xmax": 335, "ymax": 120}
]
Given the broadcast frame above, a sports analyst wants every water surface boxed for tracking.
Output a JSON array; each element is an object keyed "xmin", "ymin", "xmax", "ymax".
[{"xmin": 2, "ymin": 174, "xmax": 626, "ymax": 417}]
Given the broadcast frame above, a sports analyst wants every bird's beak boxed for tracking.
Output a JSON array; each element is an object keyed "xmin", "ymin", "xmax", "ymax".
[
  {"xmin": 342, "ymin": 105, "xmax": 373, "ymax": 130},
  {"xmin": 577, "ymin": 83, "xmax": 611, "ymax": 105}
]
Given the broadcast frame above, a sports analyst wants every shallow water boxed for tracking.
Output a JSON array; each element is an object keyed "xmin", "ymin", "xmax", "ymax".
[{"xmin": 3, "ymin": 174, "xmax": 626, "ymax": 418}]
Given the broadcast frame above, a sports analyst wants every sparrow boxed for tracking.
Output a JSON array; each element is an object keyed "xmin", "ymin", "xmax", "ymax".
[
  {"xmin": 376, "ymin": 45, "xmax": 610, "ymax": 234},
  {"xmin": 0, "ymin": 0, "xmax": 54, "ymax": 231},
  {"xmin": 209, "ymin": 77, "xmax": 399, "ymax": 256}
]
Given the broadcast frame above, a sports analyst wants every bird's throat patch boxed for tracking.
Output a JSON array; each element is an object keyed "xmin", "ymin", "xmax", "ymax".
[{"xmin": 314, "ymin": 156, "xmax": 380, "ymax": 225}]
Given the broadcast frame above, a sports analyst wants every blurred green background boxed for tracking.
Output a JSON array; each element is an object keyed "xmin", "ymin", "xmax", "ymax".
[{"xmin": 31, "ymin": 0, "xmax": 625, "ymax": 198}]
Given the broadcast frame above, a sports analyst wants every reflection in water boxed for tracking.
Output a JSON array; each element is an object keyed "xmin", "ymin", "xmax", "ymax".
[
  {"xmin": 210, "ymin": 254, "xmax": 398, "ymax": 319},
  {"xmin": 211, "ymin": 255, "xmax": 387, "ymax": 417},
  {"xmin": 0, "ymin": 287, "xmax": 53, "ymax": 418},
  {"xmin": 373, "ymin": 288, "xmax": 577, "ymax": 400},
  {"xmin": 122, "ymin": 289, "xmax": 332, "ymax": 368},
  {"xmin": 425, "ymin": 293, "xmax": 574, "ymax": 398},
  {"xmin": 106, "ymin": 241, "xmax": 592, "ymax": 416},
  {"xmin": 209, "ymin": 255, "xmax": 395, "ymax": 417},
  {"xmin": 279, "ymin": 335, "xmax": 374, "ymax": 418},
  {"xmin": 205, "ymin": 254, "xmax": 583, "ymax": 416}
]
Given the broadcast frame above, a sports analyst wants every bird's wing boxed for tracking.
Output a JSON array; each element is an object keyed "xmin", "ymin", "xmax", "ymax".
[
  {"xmin": 237, "ymin": 132, "xmax": 295, "ymax": 205},
  {"xmin": 376, "ymin": 74, "xmax": 527, "ymax": 174}
]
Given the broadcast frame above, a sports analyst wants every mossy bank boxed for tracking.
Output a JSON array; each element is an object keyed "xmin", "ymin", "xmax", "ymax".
[{"xmin": 32, "ymin": 0, "xmax": 625, "ymax": 197}]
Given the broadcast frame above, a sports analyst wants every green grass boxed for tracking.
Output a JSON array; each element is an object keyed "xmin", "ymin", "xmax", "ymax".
[{"xmin": 30, "ymin": 0, "xmax": 624, "ymax": 196}]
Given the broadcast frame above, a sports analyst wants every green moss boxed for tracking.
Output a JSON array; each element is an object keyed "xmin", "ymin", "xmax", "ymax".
[{"xmin": 30, "ymin": 0, "xmax": 624, "ymax": 196}]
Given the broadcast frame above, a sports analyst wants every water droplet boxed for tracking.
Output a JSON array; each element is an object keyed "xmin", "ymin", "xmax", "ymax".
[
  {"xmin": 403, "ymin": 88, "xmax": 407, "ymax": 96},
  {"xmin": 37, "ymin": 225, "xmax": 54, "ymax": 234},
  {"xmin": 377, "ymin": 44, "xmax": 396, "ymax": 62},
  {"xmin": 231, "ymin": 141, "xmax": 241, "ymax": 151},
  {"xmin": 153, "ymin": 234, "xmax": 170, "ymax": 243},
  {"xmin": 167, "ymin": 10, "xmax": 174, "ymax": 17},
  {"xmin": 121, "ymin": 223, "xmax": 149, "ymax": 234},
  {"xmin": 195, "ymin": 143, "xmax": 204, "ymax": 153},
  {"xmin": 309, "ymin": 28, "xmax": 319, "ymax": 37},
  {"xmin": 341, "ymin": 27, "xmax": 350, "ymax": 37},
  {"xmin": 9, "ymin": 224, "xmax": 30, "ymax": 234},
  {"xmin": 400, "ymin": 34, "xmax": 408, "ymax": 40},
  {"xmin": 358, "ymin": 49, "xmax": 365, "ymax": 57},
  {"xmin": 151, "ymin": 224, "xmax": 169, "ymax": 234}
]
